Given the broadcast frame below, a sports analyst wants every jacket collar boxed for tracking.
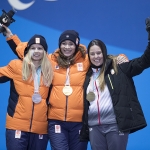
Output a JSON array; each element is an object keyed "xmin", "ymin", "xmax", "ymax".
[{"xmin": 105, "ymin": 58, "xmax": 113, "ymax": 72}]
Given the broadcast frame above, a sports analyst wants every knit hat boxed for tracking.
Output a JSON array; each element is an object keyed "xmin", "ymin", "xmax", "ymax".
[
  {"xmin": 24, "ymin": 34, "xmax": 48, "ymax": 56},
  {"xmin": 58, "ymin": 30, "xmax": 80, "ymax": 49}
]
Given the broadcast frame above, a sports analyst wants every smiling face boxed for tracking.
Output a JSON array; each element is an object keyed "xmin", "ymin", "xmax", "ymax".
[
  {"xmin": 29, "ymin": 44, "xmax": 44, "ymax": 61},
  {"xmin": 89, "ymin": 45, "xmax": 103, "ymax": 66},
  {"xmin": 60, "ymin": 40, "xmax": 76, "ymax": 57}
]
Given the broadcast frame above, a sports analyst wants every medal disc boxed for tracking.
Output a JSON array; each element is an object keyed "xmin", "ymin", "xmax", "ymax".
[
  {"xmin": 86, "ymin": 92, "xmax": 95, "ymax": 102},
  {"xmin": 32, "ymin": 93, "xmax": 42, "ymax": 103},
  {"xmin": 63, "ymin": 86, "xmax": 73, "ymax": 96}
]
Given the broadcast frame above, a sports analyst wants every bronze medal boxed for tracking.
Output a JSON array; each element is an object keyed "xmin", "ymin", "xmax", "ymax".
[
  {"xmin": 63, "ymin": 86, "xmax": 73, "ymax": 96},
  {"xmin": 86, "ymin": 92, "xmax": 95, "ymax": 102}
]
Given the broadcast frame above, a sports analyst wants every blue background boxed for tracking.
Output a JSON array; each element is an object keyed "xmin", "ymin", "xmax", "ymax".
[{"xmin": 0, "ymin": 0, "xmax": 150, "ymax": 149}]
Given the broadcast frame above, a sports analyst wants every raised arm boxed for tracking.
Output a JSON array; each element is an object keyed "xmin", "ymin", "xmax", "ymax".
[
  {"xmin": 0, "ymin": 76, "xmax": 10, "ymax": 83},
  {"xmin": 2, "ymin": 25, "xmax": 27, "ymax": 59},
  {"xmin": 119, "ymin": 19, "xmax": 150, "ymax": 77},
  {"xmin": 0, "ymin": 60, "xmax": 16, "ymax": 83}
]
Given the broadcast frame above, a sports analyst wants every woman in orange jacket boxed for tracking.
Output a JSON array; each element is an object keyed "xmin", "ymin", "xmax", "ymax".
[{"xmin": 0, "ymin": 34, "xmax": 53, "ymax": 150}]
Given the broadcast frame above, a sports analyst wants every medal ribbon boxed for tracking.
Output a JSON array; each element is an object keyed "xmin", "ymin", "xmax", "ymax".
[
  {"xmin": 65, "ymin": 68, "xmax": 70, "ymax": 86},
  {"xmin": 34, "ymin": 67, "xmax": 41, "ymax": 93},
  {"xmin": 89, "ymin": 69, "xmax": 101, "ymax": 92}
]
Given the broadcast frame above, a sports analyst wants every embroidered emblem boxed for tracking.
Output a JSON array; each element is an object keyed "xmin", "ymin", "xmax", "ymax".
[
  {"xmin": 39, "ymin": 134, "xmax": 43, "ymax": 139},
  {"xmin": 15, "ymin": 130, "xmax": 21, "ymax": 139},
  {"xmin": 55, "ymin": 65, "xmax": 59, "ymax": 69},
  {"xmin": 119, "ymin": 131, "xmax": 124, "ymax": 136},
  {"xmin": 76, "ymin": 38, "xmax": 79, "ymax": 45},
  {"xmin": 110, "ymin": 69, "xmax": 115, "ymax": 75},
  {"xmin": 55, "ymin": 125, "xmax": 61, "ymax": 133},
  {"xmin": 89, "ymin": 128, "xmax": 93, "ymax": 131},
  {"xmin": 35, "ymin": 38, "xmax": 40, "ymax": 43},
  {"xmin": 77, "ymin": 63, "xmax": 83, "ymax": 71}
]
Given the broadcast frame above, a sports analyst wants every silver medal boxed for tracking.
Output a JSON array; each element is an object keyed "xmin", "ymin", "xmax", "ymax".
[{"xmin": 32, "ymin": 93, "xmax": 42, "ymax": 103}]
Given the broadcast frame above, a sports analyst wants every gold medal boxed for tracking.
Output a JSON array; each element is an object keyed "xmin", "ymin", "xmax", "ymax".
[
  {"xmin": 63, "ymin": 86, "xmax": 73, "ymax": 96},
  {"xmin": 86, "ymin": 92, "xmax": 95, "ymax": 102}
]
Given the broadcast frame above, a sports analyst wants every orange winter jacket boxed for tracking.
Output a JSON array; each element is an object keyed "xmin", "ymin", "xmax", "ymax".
[
  {"xmin": 7, "ymin": 35, "xmax": 90, "ymax": 122},
  {"xmin": 48, "ymin": 48, "xmax": 90, "ymax": 122},
  {"xmin": 0, "ymin": 59, "xmax": 50, "ymax": 134}
]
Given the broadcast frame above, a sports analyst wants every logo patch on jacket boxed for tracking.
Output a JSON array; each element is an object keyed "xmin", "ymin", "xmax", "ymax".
[
  {"xmin": 110, "ymin": 69, "xmax": 115, "ymax": 75},
  {"xmin": 77, "ymin": 63, "xmax": 83, "ymax": 71},
  {"xmin": 55, "ymin": 65, "xmax": 59, "ymax": 69}
]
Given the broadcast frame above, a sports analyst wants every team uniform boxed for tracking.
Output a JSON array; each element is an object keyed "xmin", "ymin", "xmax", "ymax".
[{"xmin": 0, "ymin": 59, "xmax": 50, "ymax": 150}]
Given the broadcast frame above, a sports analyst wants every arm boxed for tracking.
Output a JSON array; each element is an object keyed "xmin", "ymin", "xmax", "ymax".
[
  {"xmin": 119, "ymin": 41, "xmax": 150, "ymax": 77},
  {"xmin": 0, "ymin": 60, "xmax": 16, "ymax": 82},
  {"xmin": 0, "ymin": 76, "xmax": 10, "ymax": 83},
  {"xmin": 3, "ymin": 25, "xmax": 27, "ymax": 59},
  {"xmin": 119, "ymin": 18, "xmax": 150, "ymax": 77}
]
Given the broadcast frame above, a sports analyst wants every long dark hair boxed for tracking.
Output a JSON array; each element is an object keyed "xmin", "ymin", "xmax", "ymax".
[{"xmin": 87, "ymin": 39, "xmax": 108, "ymax": 91}]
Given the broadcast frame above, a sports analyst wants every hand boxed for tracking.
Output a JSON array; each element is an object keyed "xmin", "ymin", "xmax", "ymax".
[
  {"xmin": 145, "ymin": 17, "xmax": 150, "ymax": 32},
  {"xmin": 2, "ymin": 24, "xmax": 13, "ymax": 38},
  {"xmin": 145, "ymin": 17, "xmax": 150, "ymax": 40},
  {"xmin": 117, "ymin": 54, "xmax": 129, "ymax": 64}
]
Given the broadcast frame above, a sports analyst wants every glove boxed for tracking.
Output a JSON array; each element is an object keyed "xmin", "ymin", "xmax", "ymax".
[{"xmin": 145, "ymin": 17, "xmax": 150, "ymax": 40}]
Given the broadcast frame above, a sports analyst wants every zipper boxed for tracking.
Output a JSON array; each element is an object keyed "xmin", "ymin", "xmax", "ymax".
[
  {"xmin": 108, "ymin": 74, "xmax": 114, "ymax": 89},
  {"xmin": 64, "ymin": 96, "xmax": 68, "ymax": 121},
  {"xmin": 29, "ymin": 102, "xmax": 35, "ymax": 131},
  {"xmin": 95, "ymin": 81, "xmax": 101, "ymax": 124},
  {"xmin": 129, "ymin": 105, "xmax": 134, "ymax": 119}
]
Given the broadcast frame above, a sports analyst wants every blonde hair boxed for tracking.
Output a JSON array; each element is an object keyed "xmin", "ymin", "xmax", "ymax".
[
  {"xmin": 22, "ymin": 51, "xmax": 53, "ymax": 87},
  {"xmin": 98, "ymin": 55, "xmax": 118, "ymax": 91}
]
